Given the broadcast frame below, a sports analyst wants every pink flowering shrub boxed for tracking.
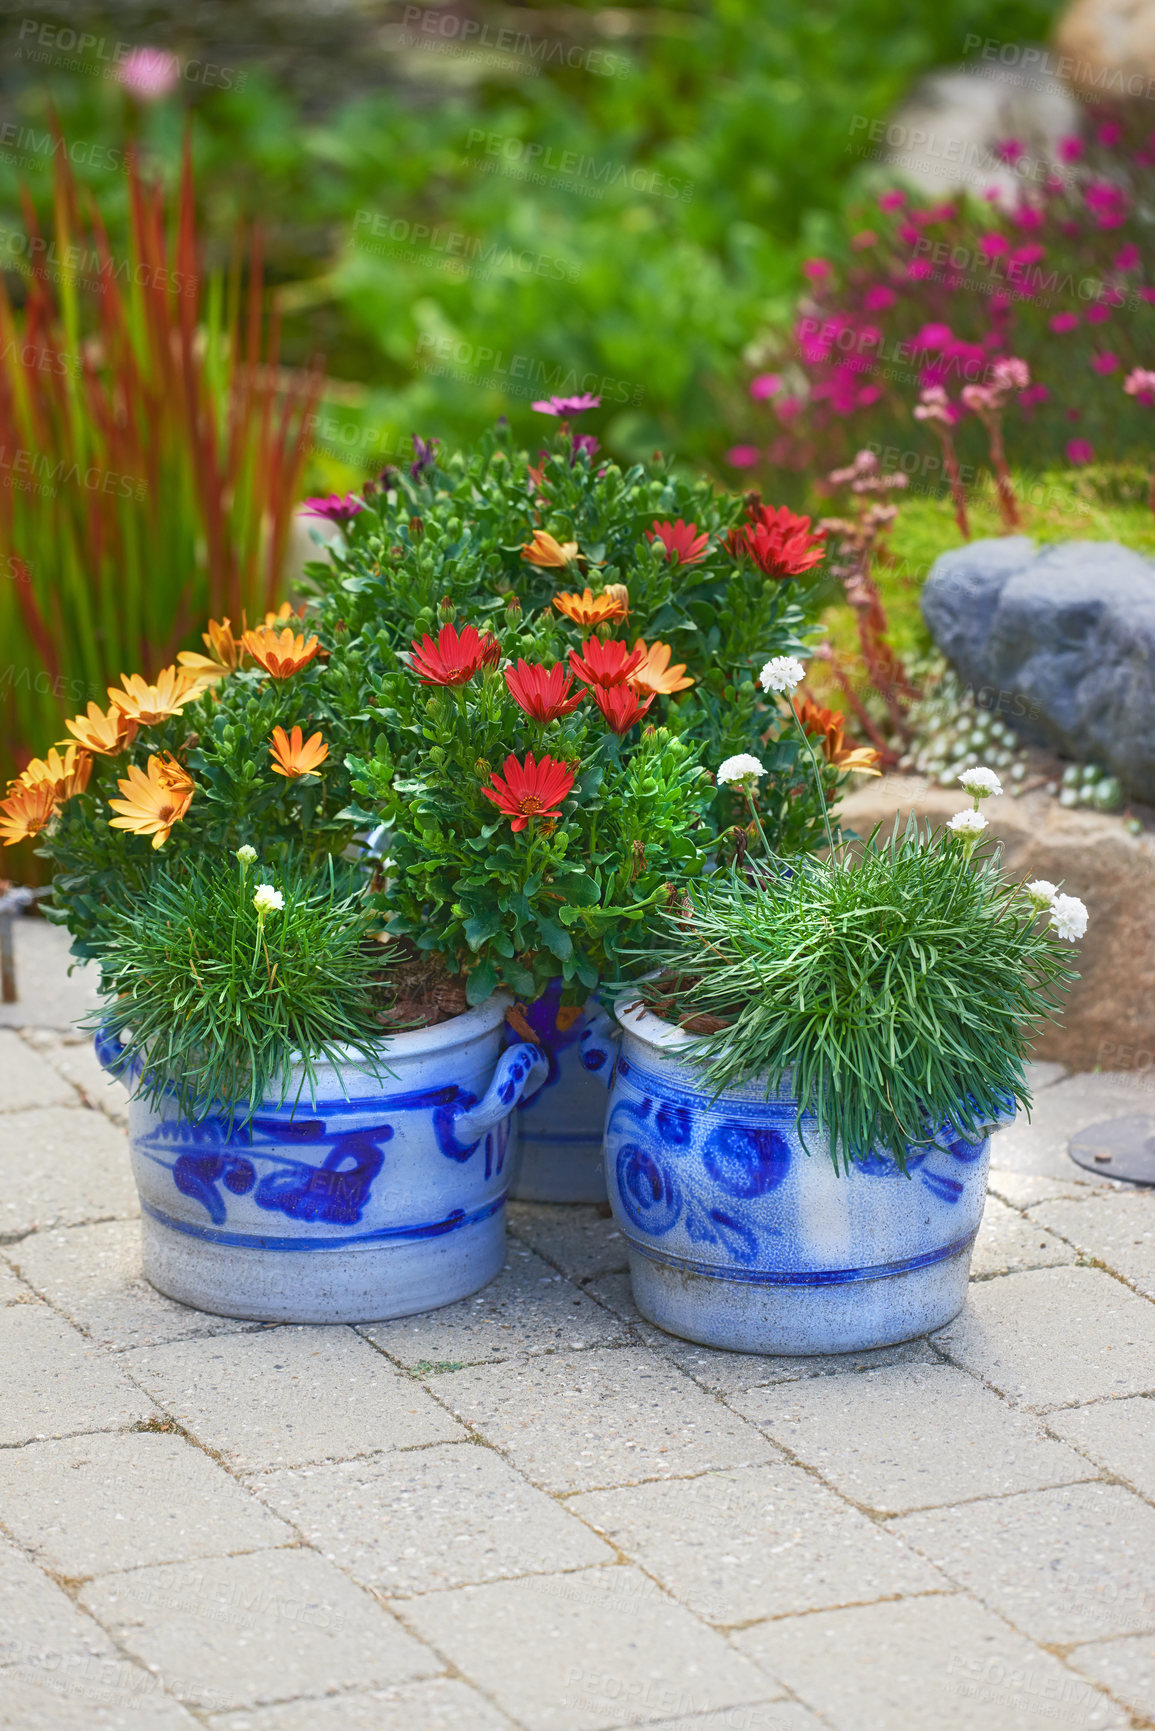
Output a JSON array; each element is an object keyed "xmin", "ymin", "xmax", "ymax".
[{"xmin": 734, "ymin": 126, "xmax": 1155, "ymax": 483}]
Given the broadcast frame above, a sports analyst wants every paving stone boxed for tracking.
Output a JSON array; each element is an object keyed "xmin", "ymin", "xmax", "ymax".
[
  {"xmin": 1031, "ymin": 1190, "xmax": 1155, "ymax": 1298},
  {"xmin": 603, "ymin": 1710, "xmax": 827, "ymax": 1731},
  {"xmin": 80, "ymin": 1549, "xmax": 439, "ymax": 1714},
  {"xmin": 7, "ymin": 1220, "xmax": 257, "ymax": 1351},
  {"xmin": 731, "ymin": 1363, "xmax": 1094, "ymax": 1513},
  {"xmin": 892, "ymin": 1482, "xmax": 1155, "ymax": 1644},
  {"xmin": 932, "ymin": 1265, "xmax": 1155, "ymax": 1410},
  {"xmin": 123, "ymin": 1325, "xmax": 462, "ymax": 1472},
  {"xmin": 0, "ymin": 1303, "xmax": 154, "ymax": 1444},
  {"xmin": 970, "ymin": 1195, "xmax": 1075, "ymax": 1278},
  {"xmin": 360, "ymin": 1245, "xmax": 623, "ymax": 1367},
  {"xmin": 0, "ymin": 1029, "xmax": 80, "ymax": 1112},
  {"xmin": 19, "ymin": 1033, "xmax": 130, "ymax": 1125},
  {"xmin": 1047, "ymin": 1395, "xmax": 1155, "ymax": 1501},
  {"xmin": 1068, "ymin": 1635, "xmax": 1155, "ymax": 1721},
  {"xmin": 570, "ymin": 1461, "xmax": 945, "ymax": 1625},
  {"xmin": 254, "ymin": 1438, "xmax": 611, "ymax": 1595},
  {"xmin": 401, "ymin": 1566, "xmax": 777, "ymax": 1731},
  {"xmin": 0, "ymin": 1532, "xmax": 117, "ymax": 1669},
  {"xmin": 0, "ymin": 1254, "xmax": 29, "ymax": 1304},
  {"xmin": 436, "ymin": 1347, "xmax": 777, "ymax": 1493},
  {"xmin": 0, "ymin": 919, "xmax": 100, "ymax": 1031},
  {"xmin": 735, "ymin": 1594, "xmax": 1126, "ymax": 1730},
  {"xmin": 0, "ymin": 1107, "xmax": 138, "ymax": 1236},
  {"xmin": 0, "ymin": 1432, "xmax": 292, "ymax": 1577},
  {"xmin": 506, "ymin": 1203, "xmax": 631, "ymax": 1284},
  {"xmin": 1024, "ymin": 1060, "xmax": 1067, "ymax": 1093},
  {"xmin": 987, "ymin": 1169, "xmax": 1107, "ymax": 1209},
  {"xmin": 988, "ymin": 1073, "xmax": 1152, "ymax": 1181},
  {"xmin": 206, "ymin": 1677, "xmax": 514, "ymax": 1730},
  {"xmin": 0, "ymin": 1667, "xmax": 199, "ymax": 1728}
]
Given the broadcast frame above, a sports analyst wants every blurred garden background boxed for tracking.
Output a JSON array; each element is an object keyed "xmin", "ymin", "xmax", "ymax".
[{"xmin": 6, "ymin": 0, "xmax": 1155, "ymax": 863}]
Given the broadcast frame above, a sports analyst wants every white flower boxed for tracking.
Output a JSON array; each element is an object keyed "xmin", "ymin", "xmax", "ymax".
[
  {"xmin": 236, "ymin": 845, "xmax": 257, "ymax": 866},
  {"xmin": 1050, "ymin": 892, "xmax": 1088, "ymax": 942},
  {"xmin": 958, "ymin": 765, "xmax": 1003, "ymax": 800},
  {"xmin": 759, "ymin": 655, "xmax": 806, "ymax": 695},
  {"xmin": 253, "ymin": 884, "xmax": 284, "ymax": 916},
  {"xmin": 1025, "ymin": 878, "xmax": 1058, "ymax": 910},
  {"xmin": 717, "ymin": 753, "xmax": 765, "ymax": 793},
  {"xmin": 947, "ymin": 809, "xmax": 988, "ymax": 838}
]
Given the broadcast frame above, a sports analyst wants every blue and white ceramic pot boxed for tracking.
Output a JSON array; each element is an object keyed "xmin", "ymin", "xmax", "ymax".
[
  {"xmin": 505, "ymin": 980, "xmax": 619, "ymax": 1204},
  {"xmin": 605, "ymin": 999, "xmax": 1011, "ymax": 1355},
  {"xmin": 96, "ymin": 995, "xmax": 548, "ymax": 1325}
]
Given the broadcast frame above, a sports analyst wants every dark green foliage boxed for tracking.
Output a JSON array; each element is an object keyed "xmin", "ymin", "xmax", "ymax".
[{"xmin": 641, "ymin": 820, "xmax": 1081, "ymax": 1171}]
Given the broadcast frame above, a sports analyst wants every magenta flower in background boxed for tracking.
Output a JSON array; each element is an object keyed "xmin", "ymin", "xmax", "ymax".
[
  {"xmin": 979, "ymin": 233, "xmax": 1009, "ymax": 258},
  {"xmin": 1013, "ymin": 205, "xmax": 1045, "ymax": 231},
  {"xmin": 572, "ymin": 433, "xmax": 600, "ymax": 460},
  {"xmin": 863, "ymin": 285, "xmax": 896, "ymax": 311},
  {"xmin": 1057, "ymin": 135, "xmax": 1084, "ymax": 164},
  {"xmin": 1020, "ymin": 384, "xmax": 1050, "ymax": 407},
  {"xmin": 1115, "ymin": 243, "xmax": 1142, "ymax": 271},
  {"xmin": 878, "ymin": 190, "xmax": 906, "ymax": 212},
  {"xmin": 726, "ymin": 445, "xmax": 762, "ymax": 469},
  {"xmin": 302, "ymin": 493, "xmax": 365, "ymax": 527},
  {"xmin": 851, "ymin": 230, "xmax": 878, "ymax": 250},
  {"xmin": 803, "ymin": 259, "xmax": 831, "ymax": 282},
  {"xmin": 117, "ymin": 46, "xmax": 180, "ymax": 101},
  {"xmin": 1084, "ymin": 303, "xmax": 1111, "ymax": 325},
  {"xmin": 1066, "ymin": 439, "xmax": 1095, "ymax": 464},
  {"xmin": 1098, "ymin": 121, "xmax": 1123, "ymax": 148},
  {"xmin": 906, "ymin": 260, "xmax": 933, "ymax": 281},
  {"xmin": 531, "ymin": 394, "xmax": 601, "ymax": 416},
  {"xmin": 1010, "ymin": 243, "xmax": 1046, "ymax": 266},
  {"xmin": 1084, "ymin": 180, "xmax": 1130, "ymax": 228},
  {"xmin": 775, "ymin": 395, "xmax": 803, "ymax": 422},
  {"xmin": 896, "ymin": 222, "xmax": 921, "ymax": 246},
  {"xmin": 997, "ymin": 138, "xmax": 1026, "ymax": 164},
  {"xmin": 1124, "ymin": 368, "xmax": 1155, "ymax": 405},
  {"xmin": 1141, "ymin": 288, "xmax": 1155, "ymax": 304},
  {"xmin": 1050, "ymin": 311, "xmax": 1079, "ymax": 333},
  {"xmin": 750, "ymin": 373, "xmax": 781, "ymax": 401},
  {"xmin": 1091, "ymin": 352, "xmax": 1120, "ymax": 374},
  {"xmin": 914, "ymin": 323, "xmax": 953, "ymax": 350}
]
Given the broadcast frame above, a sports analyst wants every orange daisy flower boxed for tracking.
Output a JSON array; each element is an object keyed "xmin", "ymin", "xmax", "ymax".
[
  {"xmin": 553, "ymin": 588, "xmax": 628, "ymax": 629},
  {"xmin": 794, "ymin": 697, "xmax": 881, "ymax": 776},
  {"xmin": 263, "ymin": 602, "xmax": 303, "ymax": 628},
  {"xmin": 17, "ymin": 744, "xmax": 92, "ymax": 803},
  {"xmin": 108, "ymin": 666, "xmax": 199, "ymax": 725},
  {"xmin": 241, "ymin": 628, "xmax": 322, "ymax": 680},
  {"xmin": 630, "ymin": 639, "xmax": 695, "ymax": 696},
  {"xmin": 107, "ymin": 754, "xmax": 195, "ymax": 849},
  {"xmin": 63, "ymin": 701, "xmax": 137, "ymax": 757},
  {"xmin": 0, "ymin": 782, "xmax": 58, "ymax": 846},
  {"xmin": 523, "ymin": 530, "xmax": 579, "ymax": 569},
  {"xmin": 178, "ymin": 616, "xmax": 243, "ymax": 686},
  {"xmin": 269, "ymin": 725, "xmax": 330, "ymax": 779}
]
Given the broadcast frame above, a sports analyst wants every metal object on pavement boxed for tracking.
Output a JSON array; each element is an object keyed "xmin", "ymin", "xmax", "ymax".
[{"xmin": 1069, "ymin": 1116, "xmax": 1155, "ymax": 1185}]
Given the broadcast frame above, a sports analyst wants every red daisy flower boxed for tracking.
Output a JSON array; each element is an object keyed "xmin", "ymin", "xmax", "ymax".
[
  {"xmin": 646, "ymin": 518, "xmax": 709, "ymax": 565},
  {"xmin": 410, "ymin": 622, "xmax": 501, "ymax": 686},
  {"xmin": 481, "ymin": 752, "xmax": 577, "ymax": 831},
  {"xmin": 505, "ymin": 660, "xmax": 586, "ymax": 724},
  {"xmin": 727, "ymin": 505, "xmax": 826, "ymax": 579},
  {"xmin": 592, "ymin": 685, "xmax": 654, "ymax": 734},
  {"xmin": 568, "ymin": 638, "xmax": 645, "ymax": 689}
]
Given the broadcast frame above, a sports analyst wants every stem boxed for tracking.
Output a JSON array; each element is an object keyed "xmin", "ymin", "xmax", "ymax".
[
  {"xmin": 790, "ymin": 706, "xmax": 839, "ymax": 864},
  {"xmin": 744, "ymin": 791, "xmax": 774, "ymax": 859},
  {"xmin": 940, "ymin": 432, "xmax": 970, "ymax": 539},
  {"xmin": 252, "ymin": 910, "xmax": 266, "ymax": 970},
  {"xmin": 986, "ymin": 416, "xmax": 1020, "ymax": 530}
]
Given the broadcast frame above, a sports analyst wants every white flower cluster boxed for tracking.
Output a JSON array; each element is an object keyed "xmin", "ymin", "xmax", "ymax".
[
  {"xmin": 253, "ymin": 884, "xmax": 284, "ymax": 916},
  {"xmin": 717, "ymin": 753, "xmax": 765, "ymax": 794},
  {"xmin": 946, "ymin": 809, "xmax": 988, "ymax": 839},
  {"xmin": 236, "ymin": 845, "xmax": 257, "ymax": 866},
  {"xmin": 1026, "ymin": 880, "xmax": 1088, "ymax": 942},
  {"xmin": 958, "ymin": 766, "xmax": 1002, "ymax": 800},
  {"xmin": 759, "ymin": 655, "xmax": 806, "ymax": 695}
]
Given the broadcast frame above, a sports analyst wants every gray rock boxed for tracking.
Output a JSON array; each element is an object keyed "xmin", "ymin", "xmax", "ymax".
[{"xmin": 921, "ymin": 538, "xmax": 1155, "ymax": 800}]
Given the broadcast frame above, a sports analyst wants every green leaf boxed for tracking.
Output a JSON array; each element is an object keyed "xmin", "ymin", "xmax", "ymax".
[
  {"xmin": 536, "ymin": 916, "xmax": 573, "ymax": 962},
  {"xmin": 465, "ymin": 960, "xmax": 499, "ymax": 1006}
]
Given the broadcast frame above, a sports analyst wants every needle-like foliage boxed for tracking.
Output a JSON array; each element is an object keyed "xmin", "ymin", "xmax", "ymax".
[
  {"xmin": 641, "ymin": 819, "xmax": 1081, "ymax": 1172},
  {"xmin": 89, "ymin": 854, "xmax": 389, "ymax": 1124}
]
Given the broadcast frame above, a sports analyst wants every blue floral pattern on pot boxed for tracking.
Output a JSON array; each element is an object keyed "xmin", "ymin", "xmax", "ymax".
[
  {"xmin": 505, "ymin": 978, "xmax": 618, "ymax": 1203},
  {"xmin": 98, "ymin": 995, "xmax": 547, "ymax": 1324},
  {"xmin": 606, "ymin": 999, "xmax": 1013, "ymax": 1355}
]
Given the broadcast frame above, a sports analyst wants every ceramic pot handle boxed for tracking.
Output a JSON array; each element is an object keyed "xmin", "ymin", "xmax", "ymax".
[
  {"xmin": 94, "ymin": 1026, "xmax": 131, "ymax": 1078},
  {"xmin": 579, "ymin": 1005, "xmax": 620, "ymax": 1090},
  {"xmin": 454, "ymin": 1041, "xmax": 550, "ymax": 1142}
]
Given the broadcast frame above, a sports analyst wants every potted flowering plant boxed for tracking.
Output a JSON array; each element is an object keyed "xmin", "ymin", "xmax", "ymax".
[
  {"xmin": 604, "ymin": 662, "xmax": 1088, "ymax": 1355},
  {"xmin": 300, "ymin": 408, "xmax": 874, "ymax": 1200}
]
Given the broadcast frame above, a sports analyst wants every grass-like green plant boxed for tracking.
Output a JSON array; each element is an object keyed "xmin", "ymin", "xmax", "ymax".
[
  {"xmin": 89, "ymin": 851, "xmax": 389, "ymax": 1124},
  {"xmin": 640, "ymin": 821, "xmax": 1081, "ymax": 1171}
]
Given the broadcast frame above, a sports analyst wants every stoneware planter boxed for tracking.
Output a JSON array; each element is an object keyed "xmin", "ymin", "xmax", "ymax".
[
  {"xmin": 96, "ymin": 996, "xmax": 548, "ymax": 1324},
  {"xmin": 505, "ymin": 979, "xmax": 619, "ymax": 1204},
  {"xmin": 605, "ymin": 998, "xmax": 1012, "ymax": 1355}
]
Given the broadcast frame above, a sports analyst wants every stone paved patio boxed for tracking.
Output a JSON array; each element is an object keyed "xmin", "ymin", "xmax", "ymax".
[{"xmin": 2, "ymin": 920, "xmax": 1155, "ymax": 1729}]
